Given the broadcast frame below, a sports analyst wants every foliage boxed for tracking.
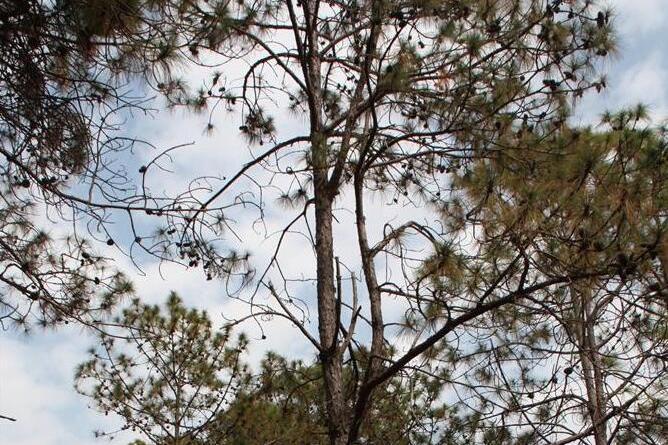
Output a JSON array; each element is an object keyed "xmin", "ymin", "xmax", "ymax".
[
  {"xmin": 0, "ymin": 0, "xmax": 299, "ymax": 328},
  {"xmin": 210, "ymin": 351, "xmax": 444, "ymax": 445},
  {"xmin": 414, "ymin": 110, "xmax": 668, "ymax": 444},
  {"xmin": 0, "ymin": 0, "xmax": 162, "ymax": 327},
  {"xmin": 60, "ymin": 0, "xmax": 638, "ymax": 444},
  {"xmin": 75, "ymin": 293, "xmax": 251, "ymax": 444},
  {"xmin": 6, "ymin": 0, "xmax": 667, "ymax": 444},
  {"xmin": 77, "ymin": 295, "xmax": 447, "ymax": 445}
]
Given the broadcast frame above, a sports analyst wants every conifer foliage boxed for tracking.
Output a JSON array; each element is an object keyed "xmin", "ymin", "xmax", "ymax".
[
  {"xmin": 415, "ymin": 109, "xmax": 668, "ymax": 444},
  {"xmin": 77, "ymin": 295, "xmax": 444, "ymax": 444},
  {"xmin": 116, "ymin": 1, "xmax": 635, "ymax": 444},
  {"xmin": 75, "ymin": 293, "xmax": 251, "ymax": 444},
  {"xmin": 2, "ymin": 0, "xmax": 666, "ymax": 444},
  {"xmin": 0, "ymin": 0, "xmax": 164, "ymax": 328}
]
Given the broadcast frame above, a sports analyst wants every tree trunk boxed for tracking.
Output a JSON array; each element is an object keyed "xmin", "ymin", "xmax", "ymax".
[
  {"xmin": 302, "ymin": 0, "xmax": 347, "ymax": 440},
  {"xmin": 314, "ymin": 154, "xmax": 347, "ymax": 444},
  {"xmin": 346, "ymin": 173, "xmax": 384, "ymax": 444},
  {"xmin": 572, "ymin": 284, "xmax": 607, "ymax": 445}
]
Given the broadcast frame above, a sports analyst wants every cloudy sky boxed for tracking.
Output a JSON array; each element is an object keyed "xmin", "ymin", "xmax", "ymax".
[{"xmin": 1, "ymin": 2, "xmax": 667, "ymax": 444}]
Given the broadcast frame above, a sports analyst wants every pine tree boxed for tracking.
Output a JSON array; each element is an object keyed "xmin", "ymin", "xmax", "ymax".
[
  {"xmin": 114, "ymin": 1, "xmax": 617, "ymax": 443},
  {"xmin": 416, "ymin": 109, "xmax": 667, "ymax": 444},
  {"xmin": 0, "ymin": 0, "xmax": 172, "ymax": 328},
  {"xmin": 210, "ymin": 350, "xmax": 444, "ymax": 444},
  {"xmin": 8, "ymin": 1, "xmax": 659, "ymax": 444},
  {"xmin": 75, "ymin": 293, "xmax": 251, "ymax": 445}
]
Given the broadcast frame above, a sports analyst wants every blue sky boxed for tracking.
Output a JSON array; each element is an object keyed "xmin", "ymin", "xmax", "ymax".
[{"xmin": 1, "ymin": 2, "xmax": 667, "ymax": 444}]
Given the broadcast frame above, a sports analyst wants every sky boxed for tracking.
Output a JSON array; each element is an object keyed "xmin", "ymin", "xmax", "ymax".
[{"xmin": 1, "ymin": 2, "xmax": 667, "ymax": 444}]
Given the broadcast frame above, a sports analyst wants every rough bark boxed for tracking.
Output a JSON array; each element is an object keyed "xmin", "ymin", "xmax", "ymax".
[
  {"xmin": 572, "ymin": 284, "xmax": 607, "ymax": 445},
  {"xmin": 346, "ymin": 173, "xmax": 384, "ymax": 444},
  {"xmin": 301, "ymin": 1, "xmax": 347, "ymax": 442},
  {"xmin": 314, "ymin": 186, "xmax": 347, "ymax": 445}
]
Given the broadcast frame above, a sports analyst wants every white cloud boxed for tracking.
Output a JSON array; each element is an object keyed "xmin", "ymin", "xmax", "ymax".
[
  {"xmin": 0, "ymin": 330, "xmax": 132, "ymax": 445},
  {"xmin": 614, "ymin": 53, "xmax": 668, "ymax": 116},
  {"xmin": 574, "ymin": 51, "xmax": 668, "ymax": 124},
  {"xmin": 612, "ymin": 0, "xmax": 667, "ymax": 36}
]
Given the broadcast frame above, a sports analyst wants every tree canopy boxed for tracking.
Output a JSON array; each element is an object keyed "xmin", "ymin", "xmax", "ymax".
[
  {"xmin": 0, "ymin": 0, "xmax": 164, "ymax": 327},
  {"xmin": 75, "ymin": 293, "xmax": 251, "ymax": 444},
  {"xmin": 1, "ymin": 1, "xmax": 666, "ymax": 444},
  {"xmin": 411, "ymin": 108, "xmax": 668, "ymax": 445}
]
